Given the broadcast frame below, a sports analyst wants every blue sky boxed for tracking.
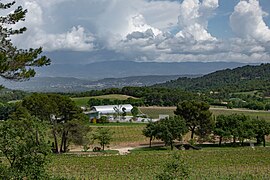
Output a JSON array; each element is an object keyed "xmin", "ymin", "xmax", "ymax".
[{"xmin": 10, "ymin": 0, "xmax": 270, "ymax": 63}]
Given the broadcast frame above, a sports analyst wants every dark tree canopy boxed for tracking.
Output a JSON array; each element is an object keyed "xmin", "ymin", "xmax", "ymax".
[
  {"xmin": 143, "ymin": 117, "xmax": 188, "ymax": 150},
  {"xmin": 0, "ymin": 1, "xmax": 50, "ymax": 81},
  {"xmin": 22, "ymin": 93, "xmax": 88, "ymax": 153},
  {"xmin": 174, "ymin": 100, "xmax": 213, "ymax": 140}
]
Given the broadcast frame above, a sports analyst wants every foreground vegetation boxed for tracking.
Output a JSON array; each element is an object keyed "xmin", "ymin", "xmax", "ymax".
[{"xmin": 48, "ymin": 147, "xmax": 270, "ymax": 179}]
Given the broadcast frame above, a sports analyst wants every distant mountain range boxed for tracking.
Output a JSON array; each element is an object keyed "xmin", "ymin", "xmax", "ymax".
[
  {"xmin": 35, "ymin": 61, "xmax": 251, "ymax": 79},
  {"xmin": 0, "ymin": 61, "xmax": 255, "ymax": 92},
  {"xmin": 0, "ymin": 75, "xmax": 197, "ymax": 92},
  {"xmin": 155, "ymin": 63, "xmax": 270, "ymax": 92}
]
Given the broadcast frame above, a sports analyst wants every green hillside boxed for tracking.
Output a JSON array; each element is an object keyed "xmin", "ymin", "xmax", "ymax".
[{"xmin": 156, "ymin": 63, "xmax": 270, "ymax": 93}]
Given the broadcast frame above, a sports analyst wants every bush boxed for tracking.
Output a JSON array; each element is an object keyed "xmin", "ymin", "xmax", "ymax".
[{"xmin": 156, "ymin": 153, "xmax": 190, "ymax": 180}]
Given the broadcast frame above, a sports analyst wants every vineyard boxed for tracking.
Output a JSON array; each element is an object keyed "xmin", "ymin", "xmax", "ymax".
[
  {"xmin": 90, "ymin": 124, "xmax": 157, "ymax": 147},
  {"xmin": 139, "ymin": 106, "xmax": 270, "ymax": 121},
  {"xmin": 48, "ymin": 147, "xmax": 270, "ymax": 179}
]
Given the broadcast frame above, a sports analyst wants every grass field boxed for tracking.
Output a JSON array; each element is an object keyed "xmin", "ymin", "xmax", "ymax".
[
  {"xmin": 48, "ymin": 147, "xmax": 270, "ymax": 179},
  {"xmin": 72, "ymin": 94, "xmax": 138, "ymax": 107},
  {"xmin": 139, "ymin": 106, "xmax": 270, "ymax": 121}
]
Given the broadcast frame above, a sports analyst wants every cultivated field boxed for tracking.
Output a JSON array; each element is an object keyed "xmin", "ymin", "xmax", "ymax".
[
  {"xmin": 139, "ymin": 106, "xmax": 270, "ymax": 121},
  {"xmin": 90, "ymin": 123, "xmax": 155, "ymax": 147},
  {"xmin": 49, "ymin": 147, "xmax": 270, "ymax": 179}
]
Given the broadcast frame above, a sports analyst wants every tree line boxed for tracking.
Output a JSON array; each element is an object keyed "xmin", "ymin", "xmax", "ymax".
[{"xmin": 143, "ymin": 101, "xmax": 270, "ymax": 149}]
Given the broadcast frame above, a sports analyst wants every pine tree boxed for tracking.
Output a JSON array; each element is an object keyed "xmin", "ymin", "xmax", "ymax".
[{"xmin": 0, "ymin": 1, "xmax": 50, "ymax": 81}]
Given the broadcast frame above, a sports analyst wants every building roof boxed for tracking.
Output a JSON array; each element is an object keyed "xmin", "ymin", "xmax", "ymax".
[{"xmin": 91, "ymin": 104, "xmax": 133, "ymax": 114}]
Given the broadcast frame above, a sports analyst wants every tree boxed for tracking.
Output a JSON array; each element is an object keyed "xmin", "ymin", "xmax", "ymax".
[
  {"xmin": 99, "ymin": 115, "xmax": 108, "ymax": 124},
  {"xmin": 155, "ymin": 116, "xmax": 188, "ymax": 150},
  {"xmin": 0, "ymin": 102, "xmax": 15, "ymax": 120},
  {"xmin": 214, "ymin": 115, "xmax": 231, "ymax": 146},
  {"xmin": 0, "ymin": 1, "xmax": 50, "ymax": 81},
  {"xmin": 226, "ymin": 114, "xmax": 250, "ymax": 145},
  {"xmin": 252, "ymin": 119, "xmax": 270, "ymax": 147},
  {"xmin": 22, "ymin": 93, "xmax": 89, "ymax": 153},
  {"xmin": 265, "ymin": 103, "xmax": 270, "ymax": 111},
  {"xmin": 142, "ymin": 121, "xmax": 157, "ymax": 147},
  {"xmin": 0, "ymin": 118, "xmax": 51, "ymax": 179},
  {"xmin": 174, "ymin": 101, "xmax": 213, "ymax": 141},
  {"xmin": 94, "ymin": 127, "xmax": 113, "ymax": 151},
  {"xmin": 131, "ymin": 106, "xmax": 139, "ymax": 120},
  {"xmin": 122, "ymin": 107, "xmax": 127, "ymax": 120},
  {"xmin": 215, "ymin": 114, "xmax": 255, "ymax": 146},
  {"xmin": 113, "ymin": 105, "xmax": 122, "ymax": 121}
]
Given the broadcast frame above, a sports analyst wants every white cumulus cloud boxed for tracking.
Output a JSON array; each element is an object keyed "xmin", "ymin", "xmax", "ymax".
[
  {"xmin": 11, "ymin": 0, "xmax": 95, "ymax": 51},
  {"xmin": 6, "ymin": 0, "xmax": 270, "ymax": 63},
  {"xmin": 230, "ymin": 0, "xmax": 270, "ymax": 42},
  {"xmin": 176, "ymin": 0, "xmax": 218, "ymax": 41}
]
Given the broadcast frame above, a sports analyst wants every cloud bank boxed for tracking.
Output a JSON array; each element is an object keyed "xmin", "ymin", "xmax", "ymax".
[{"xmin": 9, "ymin": 0, "xmax": 270, "ymax": 63}]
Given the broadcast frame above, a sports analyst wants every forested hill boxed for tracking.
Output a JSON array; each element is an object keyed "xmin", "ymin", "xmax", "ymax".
[{"xmin": 155, "ymin": 63, "xmax": 270, "ymax": 92}]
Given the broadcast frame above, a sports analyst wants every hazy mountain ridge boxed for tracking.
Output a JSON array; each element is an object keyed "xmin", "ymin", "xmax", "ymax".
[
  {"xmin": 35, "ymin": 61, "xmax": 249, "ymax": 79},
  {"xmin": 0, "ymin": 75, "xmax": 193, "ymax": 92},
  {"xmin": 155, "ymin": 63, "xmax": 270, "ymax": 92},
  {"xmin": 0, "ymin": 61, "xmax": 254, "ymax": 92}
]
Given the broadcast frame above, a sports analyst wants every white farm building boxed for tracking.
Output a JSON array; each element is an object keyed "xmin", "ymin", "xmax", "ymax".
[
  {"xmin": 87, "ymin": 104, "xmax": 133, "ymax": 120},
  {"xmin": 91, "ymin": 104, "xmax": 133, "ymax": 114}
]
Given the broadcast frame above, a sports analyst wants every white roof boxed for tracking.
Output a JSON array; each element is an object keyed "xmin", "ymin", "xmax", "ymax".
[{"xmin": 91, "ymin": 104, "xmax": 133, "ymax": 114}]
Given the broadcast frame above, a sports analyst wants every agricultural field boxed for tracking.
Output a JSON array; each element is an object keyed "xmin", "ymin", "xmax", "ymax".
[
  {"xmin": 89, "ymin": 123, "xmax": 156, "ymax": 147},
  {"xmin": 48, "ymin": 147, "xmax": 270, "ymax": 179},
  {"xmin": 72, "ymin": 94, "xmax": 137, "ymax": 107},
  {"xmin": 139, "ymin": 106, "xmax": 270, "ymax": 121}
]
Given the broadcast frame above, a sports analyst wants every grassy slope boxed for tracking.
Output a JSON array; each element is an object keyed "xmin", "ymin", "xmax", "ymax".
[{"xmin": 48, "ymin": 147, "xmax": 270, "ymax": 179}]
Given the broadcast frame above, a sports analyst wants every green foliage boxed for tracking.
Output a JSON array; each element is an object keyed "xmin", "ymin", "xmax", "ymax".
[
  {"xmin": 265, "ymin": 103, "xmax": 270, "ymax": 111},
  {"xmin": 252, "ymin": 119, "xmax": 270, "ymax": 147},
  {"xmin": 214, "ymin": 114, "xmax": 270, "ymax": 146},
  {"xmin": 175, "ymin": 101, "xmax": 213, "ymax": 140},
  {"xmin": 156, "ymin": 63, "xmax": 270, "ymax": 93},
  {"xmin": 156, "ymin": 117, "xmax": 188, "ymax": 150},
  {"xmin": 0, "ymin": 88, "xmax": 28, "ymax": 102},
  {"xmin": 22, "ymin": 93, "xmax": 89, "ymax": 153},
  {"xmin": 0, "ymin": 118, "xmax": 51, "ymax": 179},
  {"xmin": 94, "ymin": 127, "xmax": 114, "ymax": 151},
  {"xmin": 0, "ymin": 102, "xmax": 15, "ymax": 120},
  {"xmin": 143, "ymin": 117, "xmax": 188, "ymax": 150},
  {"xmin": 156, "ymin": 153, "xmax": 190, "ymax": 180},
  {"xmin": 142, "ymin": 121, "xmax": 158, "ymax": 147},
  {"xmin": 0, "ymin": 1, "xmax": 50, "ymax": 81},
  {"xmin": 131, "ymin": 106, "xmax": 139, "ymax": 118}
]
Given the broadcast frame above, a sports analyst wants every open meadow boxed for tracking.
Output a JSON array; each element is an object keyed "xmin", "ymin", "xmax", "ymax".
[{"xmin": 49, "ymin": 147, "xmax": 270, "ymax": 179}]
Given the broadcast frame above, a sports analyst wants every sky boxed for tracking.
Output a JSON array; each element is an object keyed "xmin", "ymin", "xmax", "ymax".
[{"xmin": 7, "ymin": 0, "xmax": 270, "ymax": 64}]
